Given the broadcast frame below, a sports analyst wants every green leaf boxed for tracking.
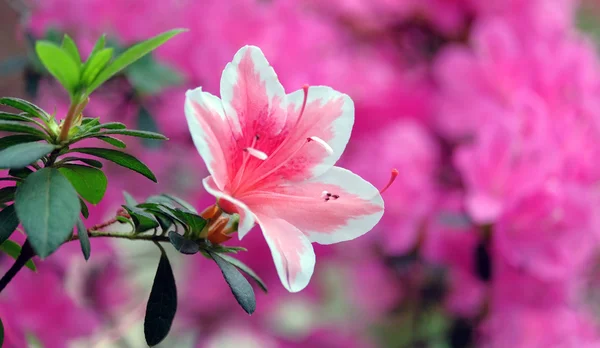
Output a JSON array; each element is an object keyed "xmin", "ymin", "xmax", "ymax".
[
  {"xmin": 0, "ymin": 120, "xmax": 48, "ymax": 138},
  {"xmin": 209, "ymin": 251, "xmax": 256, "ymax": 314},
  {"xmin": 0, "ymin": 97, "xmax": 50, "ymax": 120},
  {"xmin": 61, "ymin": 34, "xmax": 81, "ymax": 64},
  {"xmin": 59, "ymin": 156, "xmax": 103, "ymax": 168},
  {"xmin": 0, "ymin": 205, "xmax": 19, "ymax": 245},
  {"xmin": 217, "ymin": 253, "xmax": 268, "ymax": 293},
  {"xmin": 98, "ymin": 122, "xmax": 127, "ymax": 130},
  {"xmin": 168, "ymin": 231, "xmax": 199, "ymax": 255},
  {"xmin": 164, "ymin": 208, "xmax": 206, "ymax": 235},
  {"xmin": 0, "ymin": 134, "xmax": 42, "ymax": 151},
  {"xmin": 35, "ymin": 41, "xmax": 80, "ymax": 95},
  {"xmin": 0, "ymin": 187, "xmax": 16, "ymax": 205},
  {"xmin": 15, "ymin": 168, "xmax": 80, "ymax": 258},
  {"xmin": 81, "ymin": 48, "xmax": 113, "ymax": 86},
  {"xmin": 0, "ymin": 317, "xmax": 3, "ymax": 347},
  {"xmin": 77, "ymin": 218, "xmax": 90, "ymax": 260},
  {"xmin": 69, "ymin": 147, "xmax": 157, "ymax": 182},
  {"xmin": 0, "ymin": 112, "xmax": 37, "ymax": 123},
  {"xmin": 79, "ymin": 197, "xmax": 89, "ymax": 219},
  {"xmin": 58, "ymin": 164, "xmax": 107, "ymax": 204},
  {"xmin": 90, "ymin": 129, "xmax": 168, "ymax": 140},
  {"xmin": 122, "ymin": 206, "xmax": 159, "ymax": 233},
  {"xmin": 87, "ymin": 34, "xmax": 106, "ymax": 59},
  {"xmin": 88, "ymin": 29, "xmax": 187, "ymax": 94},
  {"xmin": 144, "ymin": 251, "xmax": 177, "ymax": 346},
  {"xmin": 0, "ymin": 142, "xmax": 55, "ymax": 169},
  {"xmin": 0, "ymin": 240, "xmax": 36, "ymax": 271},
  {"xmin": 96, "ymin": 135, "xmax": 126, "ymax": 148},
  {"xmin": 160, "ymin": 194, "xmax": 197, "ymax": 213},
  {"xmin": 8, "ymin": 167, "xmax": 32, "ymax": 179}
]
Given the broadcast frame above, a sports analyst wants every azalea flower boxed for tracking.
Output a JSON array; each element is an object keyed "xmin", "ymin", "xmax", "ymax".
[{"xmin": 185, "ymin": 45, "xmax": 391, "ymax": 292}]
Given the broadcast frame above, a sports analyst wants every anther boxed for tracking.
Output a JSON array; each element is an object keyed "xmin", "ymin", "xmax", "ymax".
[
  {"xmin": 244, "ymin": 147, "xmax": 268, "ymax": 160},
  {"xmin": 308, "ymin": 136, "xmax": 334, "ymax": 155},
  {"xmin": 379, "ymin": 169, "xmax": 399, "ymax": 194}
]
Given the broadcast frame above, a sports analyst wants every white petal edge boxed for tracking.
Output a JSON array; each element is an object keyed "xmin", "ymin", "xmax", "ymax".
[
  {"xmin": 286, "ymin": 86, "xmax": 354, "ymax": 178},
  {"xmin": 304, "ymin": 166, "xmax": 385, "ymax": 245},
  {"xmin": 202, "ymin": 176, "xmax": 256, "ymax": 238},
  {"xmin": 185, "ymin": 87, "xmax": 230, "ymax": 190},
  {"xmin": 257, "ymin": 215, "xmax": 316, "ymax": 292}
]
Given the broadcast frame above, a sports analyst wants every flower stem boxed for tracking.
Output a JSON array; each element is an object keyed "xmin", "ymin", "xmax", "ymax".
[{"xmin": 0, "ymin": 239, "xmax": 34, "ymax": 293}]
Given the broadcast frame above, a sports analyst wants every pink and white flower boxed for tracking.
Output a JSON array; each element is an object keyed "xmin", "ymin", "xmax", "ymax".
[{"xmin": 184, "ymin": 46, "xmax": 387, "ymax": 292}]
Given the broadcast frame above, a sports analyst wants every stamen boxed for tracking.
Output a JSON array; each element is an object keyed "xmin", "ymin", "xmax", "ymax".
[
  {"xmin": 321, "ymin": 191, "xmax": 329, "ymax": 198},
  {"xmin": 379, "ymin": 169, "xmax": 399, "ymax": 194},
  {"xmin": 308, "ymin": 136, "xmax": 334, "ymax": 155},
  {"xmin": 244, "ymin": 147, "xmax": 268, "ymax": 160}
]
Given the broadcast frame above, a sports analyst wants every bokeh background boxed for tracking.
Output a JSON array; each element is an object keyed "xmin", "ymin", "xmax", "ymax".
[{"xmin": 3, "ymin": 0, "xmax": 600, "ymax": 347}]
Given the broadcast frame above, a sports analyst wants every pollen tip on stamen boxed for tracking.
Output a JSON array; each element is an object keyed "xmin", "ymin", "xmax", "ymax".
[
  {"xmin": 308, "ymin": 136, "xmax": 334, "ymax": 155},
  {"xmin": 244, "ymin": 147, "xmax": 268, "ymax": 160},
  {"xmin": 379, "ymin": 168, "xmax": 399, "ymax": 194}
]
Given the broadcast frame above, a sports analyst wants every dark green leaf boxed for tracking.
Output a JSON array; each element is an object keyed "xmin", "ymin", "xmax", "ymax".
[
  {"xmin": 60, "ymin": 156, "xmax": 103, "ymax": 168},
  {"xmin": 8, "ymin": 167, "xmax": 32, "ymax": 179},
  {"xmin": 69, "ymin": 147, "xmax": 157, "ymax": 182},
  {"xmin": 144, "ymin": 251, "xmax": 177, "ymax": 346},
  {"xmin": 209, "ymin": 251, "xmax": 256, "ymax": 314},
  {"xmin": 81, "ymin": 48, "xmax": 113, "ymax": 86},
  {"xmin": 217, "ymin": 253, "xmax": 268, "ymax": 293},
  {"xmin": 77, "ymin": 218, "xmax": 90, "ymax": 261},
  {"xmin": 15, "ymin": 168, "xmax": 80, "ymax": 258},
  {"xmin": 89, "ymin": 29, "xmax": 187, "ymax": 94},
  {"xmin": 122, "ymin": 206, "xmax": 159, "ymax": 233},
  {"xmin": 0, "ymin": 97, "xmax": 50, "ymax": 120},
  {"xmin": 58, "ymin": 164, "xmax": 107, "ymax": 204},
  {"xmin": 81, "ymin": 117, "xmax": 101, "ymax": 128},
  {"xmin": 165, "ymin": 208, "xmax": 206, "ymax": 235},
  {"xmin": 92, "ymin": 129, "xmax": 168, "ymax": 140},
  {"xmin": 0, "ymin": 135, "xmax": 43, "ymax": 151},
  {"xmin": 98, "ymin": 122, "xmax": 127, "ymax": 130},
  {"xmin": 154, "ymin": 213, "xmax": 174, "ymax": 232},
  {"xmin": 61, "ymin": 34, "xmax": 81, "ymax": 64},
  {"xmin": 160, "ymin": 194, "xmax": 197, "ymax": 213},
  {"xmin": 0, "ymin": 120, "xmax": 48, "ymax": 138},
  {"xmin": 0, "ymin": 112, "xmax": 36, "ymax": 123},
  {"xmin": 0, "ymin": 142, "xmax": 55, "ymax": 169},
  {"xmin": 0, "ymin": 187, "xmax": 16, "ymax": 205},
  {"xmin": 96, "ymin": 135, "xmax": 126, "ymax": 148},
  {"xmin": 35, "ymin": 41, "xmax": 80, "ymax": 95},
  {"xmin": 79, "ymin": 197, "xmax": 89, "ymax": 219},
  {"xmin": 0, "ymin": 240, "xmax": 36, "ymax": 271},
  {"xmin": 0, "ymin": 205, "xmax": 19, "ymax": 245},
  {"xmin": 168, "ymin": 231, "xmax": 199, "ymax": 255},
  {"xmin": 0, "ymin": 317, "xmax": 3, "ymax": 347}
]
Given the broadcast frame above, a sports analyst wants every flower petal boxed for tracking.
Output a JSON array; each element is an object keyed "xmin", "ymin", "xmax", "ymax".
[
  {"xmin": 185, "ymin": 88, "xmax": 234, "ymax": 190},
  {"xmin": 239, "ymin": 86, "xmax": 355, "ymax": 190},
  {"xmin": 202, "ymin": 175, "xmax": 255, "ymax": 238},
  {"xmin": 257, "ymin": 215, "xmax": 315, "ymax": 292},
  {"xmin": 241, "ymin": 167, "xmax": 384, "ymax": 245},
  {"xmin": 220, "ymin": 45, "xmax": 287, "ymax": 138}
]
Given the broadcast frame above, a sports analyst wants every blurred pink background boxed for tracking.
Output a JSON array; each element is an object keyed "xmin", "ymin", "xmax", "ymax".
[{"xmin": 3, "ymin": 0, "xmax": 600, "ymax": 347}]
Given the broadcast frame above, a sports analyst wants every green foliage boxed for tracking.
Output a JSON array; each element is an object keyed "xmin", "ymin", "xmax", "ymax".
[
  {"xmin": 0, "ymin": 97, "xmax": 50, "ymax": 120},
  {"xmin": 122, "ymin": 205, "xmax": 160, "ymax": 233},
  {"xmin": 209, "ymin": 251, "xmax": 256, "ymax": 314},
  {"xmin": 77, "ymin": 218, "xmax": 90, "ymax": 261},
  {"xmin": 0, "ymin": 240, "xmax": 36, "ymax": 271},
  {"xmin": 35, "ymin": 41, "xmax": 80, "ymax": 96},
  {"xmin": 15, "ymin": 168, "xmax": 80, "ymax": 258},
  {"xmin": 69, "ymin": 147, "xmax": 157, "ymax": 182},
  {"xmin": 58, "ymin": 164, "xmax": 108, "ymax": 204},
  {"xmin": 60, "ymin": 34, "xmax": 81, "ymax": 64},
  {"xmin": 144, "ymin": 251, "xmax": 177, "ymax": 347},
  {"xmin": 88, "ymin": 29, "xmax": 186, "ymax": 94},
  {"xmin": 217, "ymin": 253, "xmax": 268, "ymax": 293},
  {"xmin": 168, "ymin": 231, "xmax": 199, "ymax": 255},
  {"xmin": 0, "ymin": 205, "xmax": 19, "ymax": 245},
  {"xmin": 0, "ymin": 142, "xmax": 55, "ymax": 169},
  {"xmin": 0, "ymin": 135, "xmax": 43, "ymax": 151},
  {"xmin": 0, "ymin": 121, "xmax": 48, "ymax": 139}
]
